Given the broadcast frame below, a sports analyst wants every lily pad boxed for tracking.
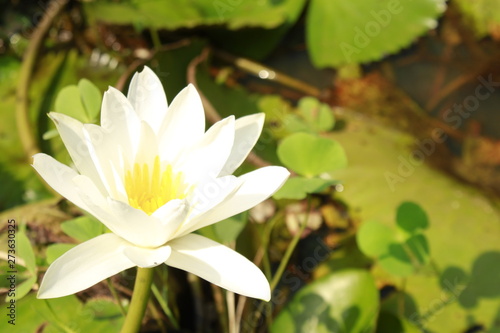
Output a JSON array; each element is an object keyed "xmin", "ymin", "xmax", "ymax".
[
  {"xmin": 356, "ymin": 220, "xmax": 395, "ymax": 258},
  {"xmin": 277, "ymin": 132, "xmax": 347, "ymax": 177},
  {"xmin": 330, "ymin": 111, "xmax": 500, "ymax": 331},
  {"xmin": 306, "ymin": 0, "xmax": 446, "ymax": 67},
  {"xmin": 396, "ymin": 201, "xmax": 429, "ymax": 233},
  {"xmin": 271, "ymin": 269, "xmax": 379, "ymax": 333}
]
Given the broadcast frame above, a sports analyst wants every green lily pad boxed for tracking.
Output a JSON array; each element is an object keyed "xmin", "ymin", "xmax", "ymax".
[
  {"xmin": 83, "ymin": 0, "xmax": 292, "ymax": 30},
  {"xmin": 284, "ymin": 97, "xmax": 335, "ymax": 134},
  {"xmin": 306, "ymin": 0, "xmax": 446, "ymax": 67},
  {"xmin": 271, "ymin": 269, "xmax": 379, "ymax": 333},
  {"xmin": 396, "ymin": 201, "xmax": 429, "ymax": 233},
  {"xmin": 277, "ymin": 132, "xmax": 347, "ymax": 177},
  {"xmin": 331, "ymin": 112, "xmax": 500, "ymax": 331},
  {"xmin": 78, "ymin": 78, "xmax": 102, "ymax": 122},
  {"xmin": 55, "ymin": 78, "xmax": 101, "ymax": 124},
  {"xmin": 357, "ymin": 220, "xmax": 396, "ymax": 258}
]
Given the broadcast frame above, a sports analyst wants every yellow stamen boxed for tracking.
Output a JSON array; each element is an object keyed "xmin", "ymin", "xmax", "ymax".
[{"xmin": 124, "ymin": 156, "xmax": 187, "ymax": 215}]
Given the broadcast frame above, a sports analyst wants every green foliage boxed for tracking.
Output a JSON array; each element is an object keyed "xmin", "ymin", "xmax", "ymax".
[
  {"xmin": 54, "ymin": 78, "xmax": 101, "ymax": 124},
  {"xmin": 3, "ymin": 227, "xmax": 38, "ymax": 302},
  {"xmin": 0, "ymin": 293, "xmax": 123, "ymax": 332},
  {"xmin": 454, "ymin": 0, "xmax": 500, "ymax": 38},
  {"xmin": 61, "ymin": 216, "xmax": 106, "ymax": 243},
  {"xmin": 396, "ymin": 201, "xmax": 429, "ymax": 233},
  {"xmin": 306, "ymin": 0, "xmax": 446, "ymax": 67},
  {"xmin": 332, "ymin": 111, "xmax": 500, "ymax": 331},
  {"xmin": 277, "ymin": 132, "xmax": 347, "ymax": 177},
  {"xmin": 83, "ymin": 0, "xmax": 299, "ymax": 30},
  {"xmin": 198, "ymin": 212, "xmax": 248, "ymax": 244},
  {"xmin": 275, "ymin": 132, "xmax": 346, "ymax": 199},
  {"xmin": 46, "ymin": 243, "xmax": 76, "ymax": 264},
  {"xmin": 271, "ymin": 269, "xmax": 379, "ymax": 333},
  {"xmin": 283, "ymin": 97, "xmax": 335, "ymax": 134},
  {"xmin": 356, "ymin": 202, "xmax": 431, "ymax": 277},
  {"xmin": 44, "ymin": 216, "xmax": 105, "ymax": 264}
]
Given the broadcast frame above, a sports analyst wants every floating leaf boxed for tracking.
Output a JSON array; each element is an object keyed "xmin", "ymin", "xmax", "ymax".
[
  {"xmin": 84, "ymin": 0, "xmax": 291, "ymax": 30},
  {"xmin": 396, "ymin": 201, "xmax": 429, "ymax": 233},
  {"xmin": 297, "ymin": 97, "xmax": 335, "ymax": 132},
  {"xmin": 379, "ymin": 244, "xmax": 414, "ymax": 277},
  {"xmin": 277, "ymin": 132, "xmax": 347, "ymax": 177},
  {"xmin": 271, "ymin": 269, "xmax": 379, "ymax": 333},
  {"xmin": 306, "ymin": 0, "xmax": 446, "ymax": 67},
  {"xmin": 55, "ymin": 79, "xmax": 101, "ymax": 124},
  {"xmin": 78, "ymin": 78, "xmax": 101, "ymax": 122},
  {"xmin": 356, "ymin": 220, "xmax": 395, "ymax": 258},
  {"xmin": 54, "ymin": 85, "xmax": 88, "ymax": 122}
]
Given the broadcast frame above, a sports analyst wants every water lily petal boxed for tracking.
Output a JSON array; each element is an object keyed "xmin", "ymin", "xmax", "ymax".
[
  {"xmin": 48, "ymin": 112, "xmax": 108, "ymax": 194},
  {"xmin": 176, "ymin": 116, "xmax": 235, "ymax": 184},
  {"xmin": 32, "ymin": 154, "xmax": 89, "ymax": 209},
  {"xmin": 100, "ymin": 86, "xmax": 141, "ymax": 159},
  {"xmin": 158, "ymin": 84, "xmax": 205, "ymax": 162},
  {"xmin": 37, "ymin": 233, "xmax": 135, "ymax": 299},
  {"xmin": 106, "ymin": 198, "xmax": 183, "ymax": 248},
  {"xmin": 134, "ymin": 121, "xmax": 159, "ymax": 165},
  {"xmin": 219, "ymin": 113, "xmax": 265, "ymax": 176},
  {"xmin": 183, "ymin": 166, "xmax": 289, "ymax": 234},
  {"xmin": 166, "ymin": 234, "xmax": 270, "ymax": 301},
  {"xmin": 127, "ymin": 66, "xmax": 168, "ymax": 133},
  {"xmin": 152, "ymin": 199, "xmax": 189, "ymax": 239},
  {"xmin": 123, "ymin": 245, "xmax": 171, "ymax": 268},
  {"xmin": 82, "ymin": 123, "xmax": 120, "ymax": 196},
  {"xmin": 177, "ymin": 175, "xmax": 240, "ymax": 236}
]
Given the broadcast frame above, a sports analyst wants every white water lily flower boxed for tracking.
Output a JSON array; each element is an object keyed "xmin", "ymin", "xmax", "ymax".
[{"xmin": 34, "ymin": 67, "xmax": 289, "ymax": 301}]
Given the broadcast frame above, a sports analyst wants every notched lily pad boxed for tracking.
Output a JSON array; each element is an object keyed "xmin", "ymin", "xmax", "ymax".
[{"xmin": 277, "ymin": 132, "xmax": 347, "ymax": 177}]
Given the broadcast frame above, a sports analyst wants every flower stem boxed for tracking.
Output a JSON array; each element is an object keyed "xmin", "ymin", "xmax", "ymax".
[{"xmin": 120, "ymin": 267, "xmax": 154, "ymax": 333}]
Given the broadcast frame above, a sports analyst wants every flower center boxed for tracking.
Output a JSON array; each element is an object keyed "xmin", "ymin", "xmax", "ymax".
[{"xmin": 124, "ymin": 156, "xmax": 187, "ymax": 215}]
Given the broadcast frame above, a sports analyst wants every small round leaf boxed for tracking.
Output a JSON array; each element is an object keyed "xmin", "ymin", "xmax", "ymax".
[
  {"xmin": 277, "ymin": 132, "xmax": 347, "ymax": 177},
  {"xmin": 357, "ymin": 221, "xmax": 395, "ymax": 258},
  {"xmin": 396, "ymin": 201, "xmax": 429, "ymax": 233}
]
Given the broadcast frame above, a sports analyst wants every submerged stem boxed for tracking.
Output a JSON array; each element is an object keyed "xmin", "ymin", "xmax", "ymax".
[{"xmin": 120, "ymin": 267, "xmax": 154, "ymax": 333}]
